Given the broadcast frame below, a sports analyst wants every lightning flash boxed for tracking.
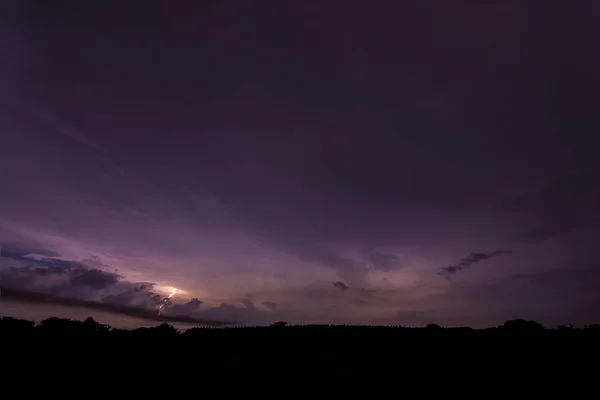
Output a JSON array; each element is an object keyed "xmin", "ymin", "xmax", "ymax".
[{"xmin": 157, "ymin": 288, "xmax": 178, "ymax": 316}]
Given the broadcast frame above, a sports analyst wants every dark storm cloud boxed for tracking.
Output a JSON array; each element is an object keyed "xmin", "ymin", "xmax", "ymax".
[
  {"xmin": 1, "ymin": 250, "xmax": 239, "ymax": 325},
  {"xmin": 69, "ymin": 268, "xmax": 120, "ymax": 290},
  {"xmin": 332, "ymin": 281, "xmax": 349, "ymax": 292},
  {"xmin": 166, "ymin": 298, "xmax": 203, "ymax": 316},
  {"xmin": 1, "ymin": 288, "xmax": 232, "ymax": 326},
  {"xmin": 102, "ymin": 283, "xmax": 162, "ymax": 308},
  {"xmin": 438, "ymin": 250, "xmax": 513, "ymax": 279},
  {"xmin": 0, "ymin": 250, "xmax": 157, "ymax": 305},
  {"xmin": 157, "ymin": 298, "xmax": 284, "ymax": 326}
]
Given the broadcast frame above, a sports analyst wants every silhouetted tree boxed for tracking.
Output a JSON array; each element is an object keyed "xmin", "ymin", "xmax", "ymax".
[
  {"xmin": 83, "ymin": 317, "xmax": 110, "ymax": 334},
  {"xmin": 38, "ymin": 317, "xmax": 80, "ymax": 335},
  {"xmin": 0, "ymin": 317, "xmax": 36, "ymax": 335},
  {"xmin": 584, "ymin": 324, "xmax": 600, "ymax": 334},
  {"xmin": 502, "ymin": 319, "xmax": 545, "ymax": 332}
]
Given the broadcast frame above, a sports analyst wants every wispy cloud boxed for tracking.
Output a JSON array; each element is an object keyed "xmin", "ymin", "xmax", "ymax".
[
  {"xmin": 332, "ymin": 281, "xmax": 349, "ymax": 291},
  {"xmin": 437, "ymin": 250, "xmax": 513, "ymax": 279}
]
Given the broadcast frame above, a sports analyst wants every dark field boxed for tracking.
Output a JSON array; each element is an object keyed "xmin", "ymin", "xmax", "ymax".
[{"xmin": 1, "ymin": 316, "xmax": 598, "ymax": 394}]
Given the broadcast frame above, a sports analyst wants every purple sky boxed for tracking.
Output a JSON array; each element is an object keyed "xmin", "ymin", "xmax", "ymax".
[{"xmin": 0, "ymin": 0, "xmax": 599, "ymax": 328}]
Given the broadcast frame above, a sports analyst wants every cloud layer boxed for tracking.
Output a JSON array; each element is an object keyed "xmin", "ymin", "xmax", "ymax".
[{"xmin": 0, "ymin": 1, "xmax": 599, "ymax": 328}]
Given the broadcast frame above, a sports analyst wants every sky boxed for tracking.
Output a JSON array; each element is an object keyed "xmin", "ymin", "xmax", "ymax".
[{"xmin": 0, "ymin": 0, "xmax": 599, "ymax": 329}]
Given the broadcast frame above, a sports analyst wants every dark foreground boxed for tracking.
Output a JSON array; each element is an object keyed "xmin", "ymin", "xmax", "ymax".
[{"xmin": 1, "ymin": 316, "xmax": 598, "ymax": 394}]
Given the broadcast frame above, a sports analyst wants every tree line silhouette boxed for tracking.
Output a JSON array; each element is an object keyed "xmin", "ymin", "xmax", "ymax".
[{"xmin": 2, "ymin": 315, "xmax": 600, "ymax": 337}]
